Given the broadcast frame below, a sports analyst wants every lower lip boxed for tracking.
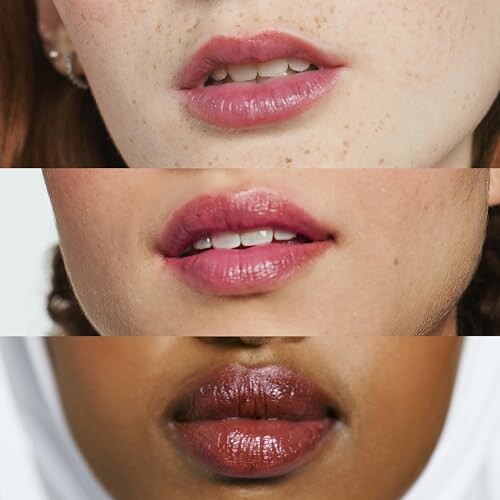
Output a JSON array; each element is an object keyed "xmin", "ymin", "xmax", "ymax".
[
  {"xmin": 166, "ymin": 241, "xmax": 329, "ymax": 296},
  {"xmin": 171, "ymin": 418, "xmax": 334, "ymax": 479},
  {"xmin": 181, "ymin": 68, "xmax": 344, "ymax": 129}
]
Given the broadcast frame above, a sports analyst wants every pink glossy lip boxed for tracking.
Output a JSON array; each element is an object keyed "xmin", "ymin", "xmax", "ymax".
[
  {"xmin": 177, "ymin": 31, "xmax": 346, "ymax": 128},
  {"xmin": 167, "ymin": 364, "xmax": 339, "ymax": 479},
  {"xmin": 157, "ymin": 189, "xmax": 334, "ymax": 296}
]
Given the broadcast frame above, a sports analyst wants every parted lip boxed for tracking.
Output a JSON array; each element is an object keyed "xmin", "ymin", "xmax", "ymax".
[
  {"xmin": 166, "ymin": 364, "xmax": 340, "ymax": 478},
  {"xmin": 177, "ymin": 31, "xmax": 345, "ymax": 89},
  {"xmin": 157, "ymin": 188, "xmax": 333, "ymax": 258}
]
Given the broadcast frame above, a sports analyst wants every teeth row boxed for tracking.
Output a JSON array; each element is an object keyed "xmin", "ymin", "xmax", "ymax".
[
  {"xmin": 193, "ymin": 228, "xmax": 298, "ymax": 251},
  {"xmin": 209, "ymin": 58, "xmax": 313, "ymax": 83}
]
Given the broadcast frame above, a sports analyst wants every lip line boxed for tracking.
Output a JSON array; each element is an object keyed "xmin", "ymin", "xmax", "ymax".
[
  {"xmin": 178, "ymin": 30, "xmax": 346, "ymax": 90},
  {"xmin": 158, "ymin": 189, "xmax": 335, "ymax": 259}
]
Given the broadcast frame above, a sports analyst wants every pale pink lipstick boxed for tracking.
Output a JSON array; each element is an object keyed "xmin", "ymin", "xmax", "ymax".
[
  {"xmin": 157, "ymin": 189, "xmax": 334, "ymax": 296},
  {"xmin": 177, "ymin": 31, "xmax": 346, "ymax": 128},
  {"xmin": 167, "ymin": 364, "xmax": 339, "ymax": 479}
]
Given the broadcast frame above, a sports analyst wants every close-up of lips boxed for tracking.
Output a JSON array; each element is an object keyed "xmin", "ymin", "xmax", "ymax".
[
  {"xmin": 33, "ymin": 167, "xmax": 499, "ymax": 337},
  {"xmin": 2, "ymin": 336, "xmax": 500, "ymax": 500},
  {"xmin": 167, "ymin": 364, "xmax": 340, "ymax": 479},
  {"xmin": 177, "ymin": 32, "xmax": 346, "ymax": 129},
  {"xmin": 158, "ymin": 189, "xmax": 334, "ymax": 295},
  {"xmin": 1, "ymin": 1, "xmax": 499, "ymax": 167},
  {"xmin": 1, "ymin": 1, "xmax": 500, "ymax": 498}
]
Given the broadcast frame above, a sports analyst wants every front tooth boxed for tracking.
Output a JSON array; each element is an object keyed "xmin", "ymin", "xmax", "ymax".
[
  {"xmin": 210, "ymin": 67, "xmax": 228, "ymax": 81},
  {"xmin": 241, "ymin": 228, "xmax": 274, "ymax": 247},
  {"xmin": 211, "ymin": 232, "xmax": 241, "ymax": 249},
  {"xmin": 288, "ymin": 58, "xmax": 311, "ymax": 72},
  {"xmin": 257, "ymin": 58, "xmax": 289, "ymax": 78},
  {"xmin": 274, "ymin": 230, "xmax": 297, "ymax": 241},
  {"xmin": 193, "ymin": 236, "xmax": 212, "ymax": 251},
  {"xmin": 227, "ymin": 64, "xmax": 258, "ymax": 82}
]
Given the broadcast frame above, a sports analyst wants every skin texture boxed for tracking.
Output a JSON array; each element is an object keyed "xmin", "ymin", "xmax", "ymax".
[
  {"xmin": 36, "ymin": 0, "xmax": 500, "ymax": 168},
  {"xmin": 48, "ymin": 336, "xmax": 463, "ymax": 500},
  {"xmin": 43, "ymin": 168, "xmax": 493, "ymax": 337}
]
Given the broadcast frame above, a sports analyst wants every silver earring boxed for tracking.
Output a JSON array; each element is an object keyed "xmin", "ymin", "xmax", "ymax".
[
  {"xmin": 48, "ymin": 49, "xmax": 60, "ymax": 60},
  {"xmin": 63, "ymin": 51, "xmax": 89, "ymax": 91}
]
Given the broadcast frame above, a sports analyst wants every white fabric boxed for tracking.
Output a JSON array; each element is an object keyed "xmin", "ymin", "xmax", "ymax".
[
  {"xmin": 0, "ymin": 338, "xmax": 111, "ymax": 500},
  {"xmin": 1, "ymin": 337, "xmax": 499, "ymax": 500}
]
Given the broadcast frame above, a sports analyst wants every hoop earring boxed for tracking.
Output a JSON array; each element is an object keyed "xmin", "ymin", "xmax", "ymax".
[{"xmin": 63, "ymin": 52, "xmax": 89, "ymax": 91}]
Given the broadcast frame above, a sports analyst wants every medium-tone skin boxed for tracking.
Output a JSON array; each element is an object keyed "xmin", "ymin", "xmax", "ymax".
[
  {"xmin": 36, "ymin": 1, "xmax": 500, "ymax": 168},
  {"xmin": 48, "ymin": 336, "xmax": 462, "ymax": 500},
  {"xmin": 43, "ymin": 169, "xmax": 498, "ymax": 337}
]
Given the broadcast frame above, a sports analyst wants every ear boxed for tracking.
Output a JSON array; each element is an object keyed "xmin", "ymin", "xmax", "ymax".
[
  {"xmin": 489, "ymin": 168, "xmax": 500, "ymax": 207},
  {"xmin": 35, "ymin": 0, "xmax": 84, "ymax": 76}
]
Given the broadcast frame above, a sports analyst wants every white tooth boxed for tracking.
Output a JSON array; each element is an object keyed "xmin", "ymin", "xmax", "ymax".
[
  {"xmin": 274, "ymin": 230, "xmax": 297, "ymax": 241},
  {"xmin": 210, "ymin": 67, "xmax": 228, "ymax": 81},
  {"xmin": 227, "ymin": 64, "xmax": 258, "ymax": 82},
  {"xmin": 193, "ymin": 237, "xmax": 212, "ymax": 251},
  {"xmin": 257, "ymin": 58, "xmax": 289, "ymax": 78},
  {"xmin": 288, "ymin": 58, "xmax": 311, "ymax": 72},
  {"xmin": 240, "ymin": 228, "xmax": 274, "ymax": 247},
  {"xmin": 211, "ymin": 232, "xmax": 241, "ymax": 249}
]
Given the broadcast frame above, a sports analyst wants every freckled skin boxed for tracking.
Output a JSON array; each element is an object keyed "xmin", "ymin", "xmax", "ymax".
[
  {"xmin": 48, "ymin": 337, "xmax": 462, "ymax": 500},
  {"xmin": 43, "ymin": 0, "xmax": 499, "ymax": 168},
  {"xmin": 43, "ymin": 169, "xmax": 489, "ymax": 337}
]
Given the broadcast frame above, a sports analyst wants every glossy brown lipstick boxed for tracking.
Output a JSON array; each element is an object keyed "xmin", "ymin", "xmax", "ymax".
[
  {"xmin": 157, "ymin": 189, "xmax": 335, "ymax": 296},
  {"xmin": 168, "ymin": 364, "xmax": 338, "ymax": 479}
]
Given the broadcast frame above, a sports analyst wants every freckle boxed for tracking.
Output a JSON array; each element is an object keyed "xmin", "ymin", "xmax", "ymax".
[
  {"xmin": 343, "ymin": 124, "xmax": 350, "ymax": 130},
  {"xmin": 343, "ymin": 140, "xmax": 349, "ymax": 148},
  {"xmin": 304, "ymin": 149, "xmax": 311, "ymax": 155},
  {"xmin": 132, "ymin": 99, "xmax": 137, "ymax": 105},
  {"xmin": 183, "ymin": 145, "xmax": 189, "ymax": 151},
  {"xmin": 378, "ymin": 158, "xmax": 385, "ymax": 165},
  {"xmin": 285, "ymin": 157, "xmax": 293, "ymax": 164},
  {"xmin": 393, "ymin": 258, "xmax": 399, "ymax": 266},
  {"xmin": 155, "ymin": 22, "xmax": 162, "ymax": 34}
]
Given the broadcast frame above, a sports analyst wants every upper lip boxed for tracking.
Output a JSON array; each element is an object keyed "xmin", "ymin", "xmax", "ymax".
[
  {"xmin": 158, "ymin": 188, "xmax": 333, "ymax": 258},
  {"xmin": 178, "ymin": 31, "xmax": 344, "ymax": 89},
  {"xmin": 169, "ymin": 363, "xmax": 339, "ymax": 421}
]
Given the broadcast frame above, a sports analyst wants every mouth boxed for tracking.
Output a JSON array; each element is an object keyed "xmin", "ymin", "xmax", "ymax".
[
  {"xmin": 157, "ymin": 189, "xmax": 335, "ymax": 296},
  {"xmin": 167, "ymin": 364, "xmax": 340, "ymax": 479},
  {"xmin": 177, "ymin": 31, "xmax": 346, "ymax": 129}
]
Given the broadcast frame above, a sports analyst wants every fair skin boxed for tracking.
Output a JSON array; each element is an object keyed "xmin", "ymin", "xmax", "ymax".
[
  {"xmin": 35, "ymin": 1, "xmax": 500, "ymax": 168},
  {"xmin": 43, "ymin": 168, "xmax": 500, "ymax": 337},
  {"xmin": 48, "ymin": 336, "xmax": 462, "ymax": 500}
]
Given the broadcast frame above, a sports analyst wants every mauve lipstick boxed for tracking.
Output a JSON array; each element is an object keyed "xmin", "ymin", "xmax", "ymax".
[
  {"xmin": 157, "ymin": 189, "xmax": 334, "ymax": 296},
  {"xmin": 167, "ymin": 364, "xmax": 338, "ymax": 479},
  {"xmin": 177, "ymin": 31, "xmax": 346, "ymax": 128}
]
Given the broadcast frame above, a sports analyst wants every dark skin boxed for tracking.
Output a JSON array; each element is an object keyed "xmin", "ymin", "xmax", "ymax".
[{"xmin": 48, "ymin": 337, "xmax": 462, "ymax": 500}]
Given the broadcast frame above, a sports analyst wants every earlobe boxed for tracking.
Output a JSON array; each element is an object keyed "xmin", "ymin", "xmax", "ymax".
[
  {"xmin": 35, "ymin": 0, "xmax": 86, "ymax": 82},
  {"xmin": 489, "ymin": 169, "xmax": 500, "ymax": 207}
]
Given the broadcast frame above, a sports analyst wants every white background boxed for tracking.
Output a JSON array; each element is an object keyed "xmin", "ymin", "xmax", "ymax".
[{"xmin": 0, "ymin": 170, "xmax": 58, "ymax": 336}]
